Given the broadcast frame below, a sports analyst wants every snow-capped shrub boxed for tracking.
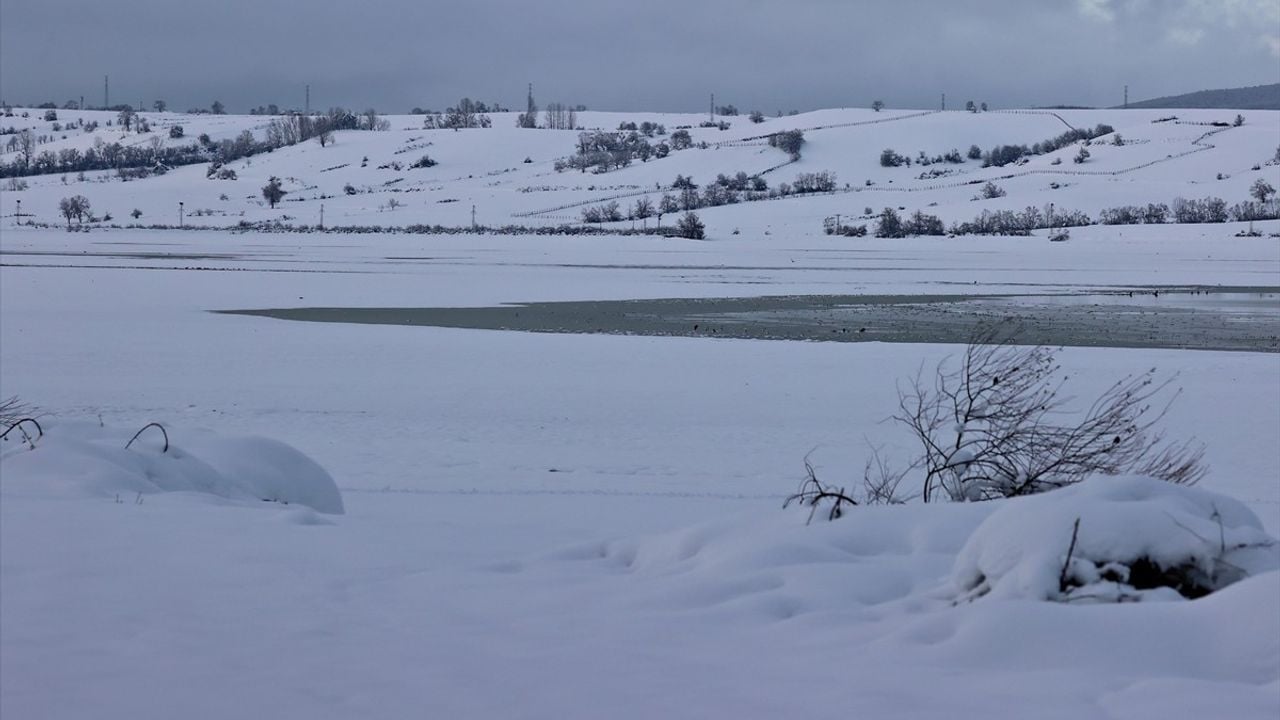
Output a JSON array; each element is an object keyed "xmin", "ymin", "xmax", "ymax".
[
  {"xmin": 1, "ymin": 420, "xmax": 344, "ymax": 513},
  {"xmin": 953, "ymin": 476, "xmax": 1277, "ymax": 603},
  {"xmin": 880, "ymin": 148, "xmax": 908, "ymax": 167},
  {"xmin": 768, "ymin": 129, "xmax": 804, "ymax": 159}
]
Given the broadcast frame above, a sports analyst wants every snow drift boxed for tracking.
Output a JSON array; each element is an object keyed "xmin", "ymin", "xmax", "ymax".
[{"xmin": 0, "ymin": 420, "xmax": 344, "ymax": 513}]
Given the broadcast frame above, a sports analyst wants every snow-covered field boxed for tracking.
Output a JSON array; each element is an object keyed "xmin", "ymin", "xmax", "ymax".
[{"xmin": 2, "ymin": 105, "xmax": 1279, "ymax": 718}]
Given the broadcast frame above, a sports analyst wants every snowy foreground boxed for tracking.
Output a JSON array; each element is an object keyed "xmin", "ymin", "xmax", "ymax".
[
  {"xmin": 3, "ymin": 104, "xmax": 1280, "ymax": 718},
  {"xmin": 3, "ymin": 223, "xmax": 1278, "ymax": 719}
]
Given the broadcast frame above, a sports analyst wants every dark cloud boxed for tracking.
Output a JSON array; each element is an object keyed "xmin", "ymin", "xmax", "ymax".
[{"xmin": 2, "ymin": 0, "xmax": 1276, "ymax": 112}]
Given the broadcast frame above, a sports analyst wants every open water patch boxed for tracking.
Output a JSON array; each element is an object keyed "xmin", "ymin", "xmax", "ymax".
[{"xmin": 218, "ymin": 288, "xmax": 1280, "ymax": 352}]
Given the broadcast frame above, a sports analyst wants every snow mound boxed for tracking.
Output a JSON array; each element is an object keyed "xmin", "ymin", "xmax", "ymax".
[
  {"xmin": 0, "ymin": 420, "xmax": 344, "ymax": 514},
  {"xmin": 953, "ymin": 475, "xmax": 1277, "ymax": 602},
  {"xmin": 539, "ymin": 502, "xmax": 997, "ymax": 624}
]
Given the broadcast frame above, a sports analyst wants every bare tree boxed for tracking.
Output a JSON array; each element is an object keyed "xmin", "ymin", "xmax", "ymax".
[
  {"xmin": 632, "ymin": 196, "xmax": 653, "ymax": 222},
  {"xmin": 15, "ymin": 129, "xmax": 35, "ymax": 168},
  {"xmin": 361, "ymin": 108, "xmax": 387, "ymax": 131},
  {"xmin": 58, "ymin": 195, "xmax": 90, "ymax": 228},
  {"xmin": 543, "ymin": 102, "xmax": 576, "ymax": 130},
  {"xmin": 893, "ymin": 325, "xmax": 1205, "ymax": 502},
  {"xmin": 1250, "ymin": 178, "xmax": 1275, "ymax": 204}
]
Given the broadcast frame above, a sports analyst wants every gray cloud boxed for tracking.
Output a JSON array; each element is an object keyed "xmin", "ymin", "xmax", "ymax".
[{"xmin": 2, "ymin": 0, "xmax": 1276, "ymax": 113}]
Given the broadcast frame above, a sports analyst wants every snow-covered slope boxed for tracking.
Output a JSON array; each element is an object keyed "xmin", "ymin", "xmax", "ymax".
[{"xmin": 3, "ymin": 106, "xmax": 1276, "ymax": 235}]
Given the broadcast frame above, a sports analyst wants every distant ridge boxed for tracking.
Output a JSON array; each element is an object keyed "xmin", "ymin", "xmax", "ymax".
[{"xmin": 1120, "ymin": 83, "xmax": 1280, "ymax": 110}]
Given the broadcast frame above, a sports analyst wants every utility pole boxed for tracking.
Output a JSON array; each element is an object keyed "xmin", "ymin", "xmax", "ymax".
[
  {"xmin": 319, "ymin": 204, "xmax": 324, "ymax": 230},
  {"xmin": 710, "ymin": 93, "xmax": 715, "ymax": 122},
  {"xmin": 941, "ymin": 93, "xmax": 946, "ymax": 111},
  {"xmin": 178, "ymin": 201, "xmax": 184, "ymax": 228},
  {"xmin": 305, "ymin": 84, "xmax": 310, "ymax": 114},
  {"xmin": 104, "ymin": 75, "xmax": 109, "ymax": 110},
  {"xmin": 14, "ymin": 199, "xmax": 20, "ymax": 225},
  {"xmin": 79, "ymin": 95, "xmax": 84, "ymax": 111},
  {"xmin": 471, "ymin": 204, "xmax": 477, "ymax": 230},
  {"xmin": 1123, "ymin": 85, "xmax": 1129, "ymax": 109}
]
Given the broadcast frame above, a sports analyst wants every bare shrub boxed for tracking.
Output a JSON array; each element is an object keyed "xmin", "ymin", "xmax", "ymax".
[
  {"xmin": 0, "ymin": 396, "xmax": 34, "ymax": 426},
  {"xmin": 895, "ymin": 325, "xmax": 1205, "ymax": 502}
]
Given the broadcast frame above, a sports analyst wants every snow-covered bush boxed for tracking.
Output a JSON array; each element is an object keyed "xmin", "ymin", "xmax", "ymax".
[
  {"xmin": 1, "ymin": 420, "xmax": 344, "ymax": 513},
  {"xmin": 677, "ymin": 211, "xmax": 705, "ymax": 239},
  {"xmin": 409, "ymin": 154, "xmax": 437, "ymax": 169},
  {"xmin": 767, "ymin": 129, "xmax": 804, "ymax": 159},
  {"xmin": 880, "ymin": 148, "xmax": 908, "ymax": 167},
  {"xmin": 953, "ymin": 475, "xmax": 1277, "ymax": 603}
]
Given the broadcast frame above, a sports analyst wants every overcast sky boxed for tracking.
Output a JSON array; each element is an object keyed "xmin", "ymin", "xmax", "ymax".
[{"xmin": 2, "ymin": 0, "xmax": 1277, "ymax": 113}]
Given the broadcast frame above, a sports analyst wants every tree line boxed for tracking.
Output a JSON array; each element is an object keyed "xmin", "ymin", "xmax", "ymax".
[{"xmin": 0, "ymin": 108, "xmax": 387, "ymax": 179}]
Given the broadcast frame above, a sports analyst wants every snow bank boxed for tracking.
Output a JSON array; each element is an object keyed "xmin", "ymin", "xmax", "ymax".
[
  {"xmin": 0, "ymin": 420, "xmax": 344, "ymax": 513},
  {"xmin": 953, "ymin": 475, "xmax": 1277, "ymax": 602}
]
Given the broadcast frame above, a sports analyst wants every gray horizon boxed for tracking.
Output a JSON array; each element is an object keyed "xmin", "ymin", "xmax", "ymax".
[{"xmin": 2, "ymin": 0, "xmax": 1277, "ymax": 113}]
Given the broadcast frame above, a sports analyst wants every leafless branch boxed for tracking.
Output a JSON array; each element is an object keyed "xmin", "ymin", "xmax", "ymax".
[
  {"xmin": 892, "ymin": 324, "xmax": 1205, "ymax": 502},
  {"xmin": 783, "ymin": 454, "xmax": 859, "ymax": 523}
]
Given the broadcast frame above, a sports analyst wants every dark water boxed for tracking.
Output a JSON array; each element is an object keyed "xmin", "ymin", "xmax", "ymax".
[{"xmin": 219, "ymin": 288, "xmax": 1280, "ymax": 352}]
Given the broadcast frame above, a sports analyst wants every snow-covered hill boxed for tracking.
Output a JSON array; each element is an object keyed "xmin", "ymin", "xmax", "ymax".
[{"xmin": 3, "ymin": 106, "xmax": 1276, "ymax": 235}]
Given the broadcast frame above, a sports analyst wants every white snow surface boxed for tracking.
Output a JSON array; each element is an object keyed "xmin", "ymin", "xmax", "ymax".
[{"xmin": 2, "ymin": 105, "xmax": 1279, "ymax": 718}]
